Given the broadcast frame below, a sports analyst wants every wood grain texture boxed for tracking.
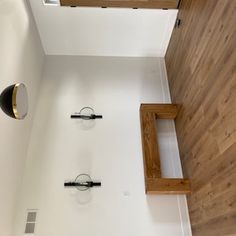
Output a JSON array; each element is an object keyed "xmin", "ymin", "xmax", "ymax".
[
  {"xmin": 165, "ymin": 0, "xmax": 236, "ymax": 235},
  {"xmin": 140, "ymin": 104, "xmax": 191, "ymax": 194},
  {"xmin": 140, "ymin": 111, "xmax": 161, "ymax": 178},
  {"xmin": 60, "ymin": 0, "xmax": 180, "ymax": 9},
  {"xmin": 146, "ymin": 178, "xmax": 191, "ymax": 194},
  {"xmin": 140, "ymin": 103, "xmax": 178, "ymax": 119}
]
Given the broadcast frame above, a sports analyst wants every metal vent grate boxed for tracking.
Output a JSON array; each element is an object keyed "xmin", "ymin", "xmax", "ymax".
[
  {"xmin": 25, "ymin": 210, "xmax": 37, "ymax": 234},
  {"xmin": 43, "ymin": 0, "xmax": 60, "ymax": 5}
]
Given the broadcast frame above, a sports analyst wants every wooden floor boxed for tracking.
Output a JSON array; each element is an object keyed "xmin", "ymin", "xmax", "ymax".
[{"xmin": 165, "ymin": 0, "xmax": 236, "ymax": 235}]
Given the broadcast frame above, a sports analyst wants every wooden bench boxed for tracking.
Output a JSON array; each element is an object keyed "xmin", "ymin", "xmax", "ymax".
[{"xmin": 140, "ymin": 104, "xmax": 191, "ymax": 194}]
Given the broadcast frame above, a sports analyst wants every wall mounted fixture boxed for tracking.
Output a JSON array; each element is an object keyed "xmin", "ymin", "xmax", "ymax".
[
  {"xmin": 71, "ymin": 107, "xmax": 103, "ymax": 120},
  {"xmin": 43, "ymin": 0, "xmax": 60, "ymax": 6},
  {"xmin": 0, "ymin": 83, "xmax": 28, "ymax": 120},
  {"xmin": 175, "ymin": 18, "xmax": 182, "ymax": 28},
  {"xmin": 64, "ymin": 174, "xmax": 101, "ymax": 191}
]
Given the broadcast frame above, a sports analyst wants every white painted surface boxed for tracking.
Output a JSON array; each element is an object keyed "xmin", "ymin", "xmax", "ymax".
[
  {"xmin": 0, "ymin": 1, "xmax": 44, "ymax": 236},
  {"xmin": 28, "ymin": 1, "xmax": 177, "ymax": 57},
  {"xmin": 158, "ymin": 61, "xmax": 192, "ymax": 236},
  {"xmin": 14, "ymin": 56, "xmax": 191, "ymax": 236}
]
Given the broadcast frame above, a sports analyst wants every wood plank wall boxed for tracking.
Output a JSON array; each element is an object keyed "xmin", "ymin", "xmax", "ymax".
[{"xmin": 165, "ymin": 0, "xmax": 236, "ymax": 235}]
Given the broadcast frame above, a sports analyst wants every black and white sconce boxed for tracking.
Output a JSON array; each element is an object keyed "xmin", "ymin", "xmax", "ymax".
[
  {"xmin": 0, "ymin": 83, "xmax": 28, "ymax": 120},
  {"xmin": 64, "ymin": 174, "xmax": 101, "ymax": 191},
  {"xmin": 71, "ymin": 107, "xmax": 103, "ymax": 120}
]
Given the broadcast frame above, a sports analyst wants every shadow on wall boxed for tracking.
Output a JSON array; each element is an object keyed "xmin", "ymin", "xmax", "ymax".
[
  {"xmin": 0, "ymin": 0, "xmax": 43, "ymax": 117},
  {"xmin": 0, "ymin": 1, "xmax": 44, "ymax": 236},
  {"xmin": 67, "ymin": 187, "xmax": 93, "ymax": 205},
  {"xmin": 146, "ymin": 195, "xmax": 181, "ymax": 223}
]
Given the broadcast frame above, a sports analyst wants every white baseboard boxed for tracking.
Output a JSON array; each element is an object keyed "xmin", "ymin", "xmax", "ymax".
[{"xmin": 159, "ymin": 58, "xmax": 192, "ymax": 236}]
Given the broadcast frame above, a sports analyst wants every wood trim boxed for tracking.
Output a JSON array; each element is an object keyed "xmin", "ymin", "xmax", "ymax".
[
  {"xmin": 140, "ymin": 103, "xmax": 178, "ymax": 119},
  {"xmin": 146, "ymin": 178, "xmax": 191, "ymax": 194},
  {"xmin": 60, "ymin": 0, "xmax": 180, "ymax": 9},
  {"xmin": 140, "ymin": 104, "xmax": 191, "ymax": 194}
]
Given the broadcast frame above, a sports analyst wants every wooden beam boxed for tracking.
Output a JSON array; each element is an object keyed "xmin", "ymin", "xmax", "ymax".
[
  {"xmin": 140, "ymin": 111, "xmax": 161, "ymax": 178},
  {"xmin": 146, "ymin": 178, "xmax": 191, "ymax": 194},
  {"xmin": 140, "ymin": 103, "xmax": 178, "ymax": 119},
  {"xmin": 60, "ymin": 0, "xmax": 180, "ymax": 9}
]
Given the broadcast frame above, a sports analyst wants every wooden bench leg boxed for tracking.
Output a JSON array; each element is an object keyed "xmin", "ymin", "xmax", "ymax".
[{"xmin": 146, "ymin": 178, "xmax": 191, "ymax": 194}]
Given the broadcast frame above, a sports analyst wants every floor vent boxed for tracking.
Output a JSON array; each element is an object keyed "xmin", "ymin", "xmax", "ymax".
[{"xmin": 24, "ymin": 210, "xmax": 37, "ymax": 235}]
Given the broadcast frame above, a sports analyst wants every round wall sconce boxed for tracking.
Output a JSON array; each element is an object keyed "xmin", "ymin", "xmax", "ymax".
[
  {"xmin": 0, "ymin": 83, "xmax": 28, "ymax": 120},
  {"xmin": 71, "ymin": 107, "xmax": 103, "ymax": 120},
  {"xmin": 64, "ymin": 174, "xmax": 101, "ymax": 191}
]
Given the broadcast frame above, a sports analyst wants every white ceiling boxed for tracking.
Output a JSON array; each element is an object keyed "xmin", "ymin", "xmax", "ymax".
[{"xmin": 29, "ymin": 1, "xmax": 177, "ymax": 57}]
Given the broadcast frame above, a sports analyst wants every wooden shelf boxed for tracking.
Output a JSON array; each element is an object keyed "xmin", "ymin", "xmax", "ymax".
[
  {"xmin": 140, "ymin": 104, "xmax": 191, "ymax": 194},
  {"xmin": 146, "ymin": 178, "xmax": 191, "ymax": 194},
  {"xmin": 60, "ymin": 0, "xmax": 180, "ymax": 9}
]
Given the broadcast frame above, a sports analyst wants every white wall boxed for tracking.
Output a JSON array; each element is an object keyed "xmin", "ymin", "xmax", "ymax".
[
  {"xmin": 14, "ymin": 56, "xmax": 191, "ymax": 236},
  {"xmin": 0, "ymin": 1, "xmax": 44, "ymax": 235},
  {"xmin": 29, "ymin": 1, "xmax": 177, "ymax": 57}
]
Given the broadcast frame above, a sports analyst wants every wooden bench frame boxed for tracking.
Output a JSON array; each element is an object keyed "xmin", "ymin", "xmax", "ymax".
[{"xmin": 140, "ymin": 104, "xmax": 191, "ymax": 194}]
